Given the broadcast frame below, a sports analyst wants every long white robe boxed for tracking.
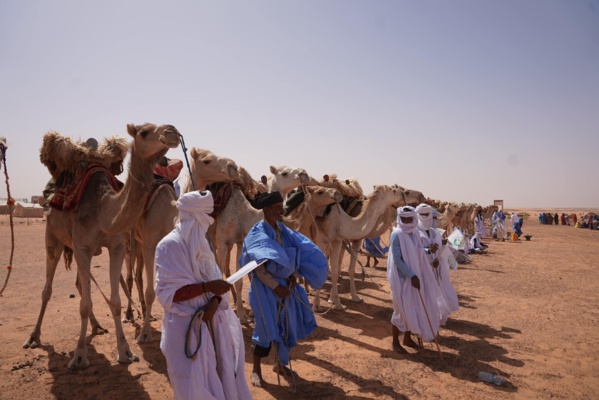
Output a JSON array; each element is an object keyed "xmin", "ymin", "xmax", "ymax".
[
  {"xmin": 387, "ymin": 227, "xmax": 444, "ymax": 342},
  {"xmin": 155, "ymin": 192, "xmax": 251, "ymax": 400},
  {"xmin": 418, "ymin": 228, "xmax": 459, "ymax": 324}
]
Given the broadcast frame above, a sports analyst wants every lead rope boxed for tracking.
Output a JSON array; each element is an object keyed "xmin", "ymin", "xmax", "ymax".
[{"xmin": 0, "ymin": 143, "xmax": 15, "ymax": 297}]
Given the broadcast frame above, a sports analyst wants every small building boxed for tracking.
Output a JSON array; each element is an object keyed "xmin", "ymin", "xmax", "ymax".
[{"xmin": 12, "ymin": 202, "xmax": 44, "ymax": 218}]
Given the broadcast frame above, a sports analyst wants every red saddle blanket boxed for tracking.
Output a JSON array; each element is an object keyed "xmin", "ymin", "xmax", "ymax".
[{"xmin": 50, "ymin": 164, "xmax": 121, "ymax": 212}]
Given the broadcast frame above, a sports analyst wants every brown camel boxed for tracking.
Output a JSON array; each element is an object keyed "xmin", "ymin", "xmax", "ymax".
[
  {"xmin": 342, "ymin": 187, "xmax": 426, "ymax": 302},
  {"xmin": 25, "ymin": 123, "xmax": 180, "ymax": 369},
  {"xmin": 312, "ymin": 185, "xmax": 405, "ymax": 311},
  {"xmin": 124, "ymin": 147, "xmax": 239, "ymax": 343}
]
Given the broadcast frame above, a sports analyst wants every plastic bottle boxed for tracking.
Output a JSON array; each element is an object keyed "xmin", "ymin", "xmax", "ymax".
[{"xmin": 478, "ymin": 371, "xmax": 507, "ymax": 385}]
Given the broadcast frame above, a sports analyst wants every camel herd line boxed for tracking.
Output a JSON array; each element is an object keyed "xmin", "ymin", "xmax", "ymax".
[{"xmin": 23, "ymin": 123, "xmax": 498, "ymax": 370}]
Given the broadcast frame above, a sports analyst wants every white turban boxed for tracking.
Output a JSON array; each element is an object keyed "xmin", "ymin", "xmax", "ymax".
[
  {"xmin": 176, "ymin": 190, "xmax": 216, "ymax": 266},
  {"xmin": 397, "ymin": 206, "xmax": 418, "ymax": 234},
  {"xmin": 416, "ymin": 203, "xmax": 433, "ymax": 231}
]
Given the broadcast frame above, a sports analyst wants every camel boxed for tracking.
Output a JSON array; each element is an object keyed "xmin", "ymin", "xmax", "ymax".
[
  {"xmin": 25, "ymin": 123, "xmax": 180, "ymax": 370},
  {"xmin": 438, "ymin": 202, "xmax": 463, "ymax": 234},
  {"xmin": 342, "ymin": 187, "xmax": 426, "ymax": 303},
  {"xmin": 312, "ymin": 185, "xmax": 406, "ymax": 311},
  {"xmin": 24, "ymin": 134, "xmax": 129, "ymax": 353},
  {"xmin": 267, "ymin": 165, "xmax": 309, "ymax": 199},
  {"xmin": 482, "ymin": 205, "xmax": 499, "ymax": 228},
  {"xmin": 123, "ymin": 147, "xmax": 240, "ymax": 343},
  {"xmin": 185, "ymin": 147, "xmax": 240, "ymax": 191}
]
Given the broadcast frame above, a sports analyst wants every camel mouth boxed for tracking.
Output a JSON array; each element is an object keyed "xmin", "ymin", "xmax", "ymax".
[
  {"xmin": 159, "ymin": 135, "xmax": 181, "ymax": 149},
  {"xmin": 298, "ymin": 173, "xmax": 309, "ymax": 184}
]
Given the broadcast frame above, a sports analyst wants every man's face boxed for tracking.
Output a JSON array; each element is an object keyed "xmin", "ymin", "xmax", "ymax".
[
  {"xmin": 419, "ymin": 212, "xmax": 429, "ymax": 219},
  {"xmin": 400, "ymin": 216, "xmax": 413, "ymax": 224},
  {"xmin": 264, "ymin": 202, "xmax": 284, "ymax": 223}
]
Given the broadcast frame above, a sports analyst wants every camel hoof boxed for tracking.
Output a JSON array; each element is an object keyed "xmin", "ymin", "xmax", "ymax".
[
  {"xmin": 23, "ymin": 337, "xmax": 40, "ymax": 349},
  {"xmin": 68, "ymin": 355, "xmax": 90, "ymax": 370},
  {"xmin": 136, "ymin": 332, "xmax": 152, "ymax": 344},
  {"xmin": 329, "ymin": 299, "xmax": 347, "ymax": 311},
  {"xmin": 350, "ymin": 296, "xmax": 363, "ymax": 303},
  {"xmin": 91, "ymin": 326, "xmax": 108, "ymax": 335},
  {"xmin": 118, "ymin": 352, "xmax": 139, "ymax": 364}
]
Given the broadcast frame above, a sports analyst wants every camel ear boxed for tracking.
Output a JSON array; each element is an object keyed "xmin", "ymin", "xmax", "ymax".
[
  {"xmin": 270, "ymin": 165, "xmax": 277, "ymax": 174},
  {"xmin": 305, "ymin": 186, "xmax": 315, "ymax": 193},
  {"xmin": 190, "ymin": 147, "xmax": 198, "ymax": 159},
  {"xmin": 127, "ymin": 124, "xmax": 137, "ymax": 138}
]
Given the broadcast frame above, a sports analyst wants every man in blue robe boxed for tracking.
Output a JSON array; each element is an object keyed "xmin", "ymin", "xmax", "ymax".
[
  {"xmin": 363, "ymin": 237, "xmax": 389, "ymax": 267},
  {"xmin": 239, "ymin": 191, "xmax": 328, "ymax": 388}
]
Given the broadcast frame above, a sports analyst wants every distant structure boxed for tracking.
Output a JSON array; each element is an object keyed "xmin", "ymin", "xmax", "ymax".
[
  {"xmin": 494, "ymin": 200, "xmax": 504, "ymax": 211},
  {"xmin": 31, "ymin": 195, "xmax": 45, "ymax": 206}
]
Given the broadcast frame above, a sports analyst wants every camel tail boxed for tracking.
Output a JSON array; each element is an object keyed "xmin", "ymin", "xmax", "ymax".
[{"xmin": 63, "ymin": 247, "xmax": 74, "ymax": 271}]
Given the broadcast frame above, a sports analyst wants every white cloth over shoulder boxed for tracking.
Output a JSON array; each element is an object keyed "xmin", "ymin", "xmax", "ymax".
[{"xmin": 155, "ymin": 191, "xmax": 251, "ymax": 400}]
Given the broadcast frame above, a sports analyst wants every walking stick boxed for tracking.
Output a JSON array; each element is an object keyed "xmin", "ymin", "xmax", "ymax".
[{"xmin": 417, "ymin": 289, "xmax": 444, "ymax": 361}]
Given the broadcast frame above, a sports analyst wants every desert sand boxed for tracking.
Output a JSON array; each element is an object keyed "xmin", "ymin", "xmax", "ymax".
[{"xmin": 1, "ymin": 209, "xmax": 598, "ymax": 399}]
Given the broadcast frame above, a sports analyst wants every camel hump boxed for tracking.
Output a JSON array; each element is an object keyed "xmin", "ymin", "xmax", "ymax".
[{"xmin": 40, "ymin": 131, "xmax": 128, "ymax": 180}]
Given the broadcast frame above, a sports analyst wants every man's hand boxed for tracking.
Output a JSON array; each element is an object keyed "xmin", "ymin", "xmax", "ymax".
[
  {"xmin": 202, "ymin": 297, "xmax": 220, "ymax": 322},
  {"xmin": 205, "ymin": 280, "xmax": 232, "ymax": 296},
  {"xmin": 274, "ymin": 285, "xmax": 290, "ymax": 298},
  {"xmin": 410, "ymin": 276, "xmax": 421, "ymax": 290},
  {"xmin": 432, "ymin": 259, "xmax": 439, "ymax": 268},
  {"xmin": 430, "ymin": 243, "xmax": 439, "ymax": 253},
  {"xmin": 288, "ymin": 275, "xmax": 298, "ymax": 288}
]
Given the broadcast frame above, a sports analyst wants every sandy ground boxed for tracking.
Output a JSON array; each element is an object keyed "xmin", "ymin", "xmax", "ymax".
[{"xmin": 1, "ymin": 209, "xmax": 598, "ymax": 400}]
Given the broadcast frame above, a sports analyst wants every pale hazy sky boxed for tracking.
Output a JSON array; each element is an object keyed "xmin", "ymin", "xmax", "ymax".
[{"xmin": 1, "ymin": 1, "xmax": 598, "ymax": 208}]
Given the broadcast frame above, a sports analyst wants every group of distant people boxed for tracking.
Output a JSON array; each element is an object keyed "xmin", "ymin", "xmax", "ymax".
[{"xmin": 537, "ymin": 212, "xmax": 599, "ymax": 230}]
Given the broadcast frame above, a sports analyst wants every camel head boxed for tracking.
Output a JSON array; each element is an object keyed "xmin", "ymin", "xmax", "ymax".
[
  {"xmin": 402, "ymin": 188, "xmax": 426, "ymax": 207},
  {"xmin": 305, "ymin": 186, "xmax": 343, "ymax": 209},
  {"xmin": 268, "ymin": 165, "xmax": 309, "ymax": 195},
  {"xmin": 188, "ymin": 148, "xmax": 239, "ymax": 189},
  {"xmin": 127, "ymin": 123, "xmax": 180, "ymax": 167},
  {"xmin": 369, "ymin": 185, "xmax": 405, "ymax": 208}
]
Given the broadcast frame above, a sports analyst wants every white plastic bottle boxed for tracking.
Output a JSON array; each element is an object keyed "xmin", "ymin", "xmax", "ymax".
[{"xmin": 478, "ymin": 371, "xmax": 507, "ymax": 385}]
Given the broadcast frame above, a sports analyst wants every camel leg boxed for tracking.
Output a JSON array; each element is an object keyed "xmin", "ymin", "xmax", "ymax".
[
  {"xmin": 225, "ymin": 250, "xmax": 238, "ymax": 307},
  {"xmin": 23, "ymin": 235, "xmax": 63, "ymax": 349},
  {"xmin": 123, "ymin": 237, "xmax": 135, "ymax": 322},
  {"xmin": 75, "ymin": 272, "xmax": 108, "ymax": 335},
  {"xmin": 136, "ymin": 244, "xmax": 156, "ymax": 343},
  {"xmin": 327, "ymin": 241, "xmax": 346, "ymax": 310},
  {"xmin": 313, "ymin": 288, "xmax": 323, "ymax": 312},
  {"xmin": 107, "ymin": 240, "xmax": 138, "ymax": 364},
  {"xmin": 68, "ymin": 246, "xmax": 94, "ymax": 370},
  {"xmin": 134, "ymin": 244, "xmax": 145, "ymax": 318},
  {"xmin": 348, "ymin": 240, "xmax": 363, "ymax": 303}
]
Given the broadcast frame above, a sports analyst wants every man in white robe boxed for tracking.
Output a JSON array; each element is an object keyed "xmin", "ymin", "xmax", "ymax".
[
  {"xmin": 494, "ymin": 210, "xmax": 508, "ymax": 241},
  {"xmin": 474, "ymin": 209, "xmax": 489, "ymax": 237},
  {"xmin": 416, "ymin": 204, "xmax": 457, "ymax": 325},
  {"xmin": 387, "ymin": 206, "xmax": 444, "ymax": 353},
  {"xmin": 155, "ymin": 191, "xmax": 252, "ymax": 400}
]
